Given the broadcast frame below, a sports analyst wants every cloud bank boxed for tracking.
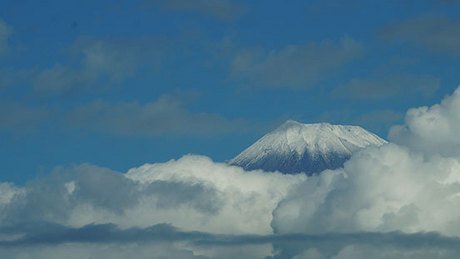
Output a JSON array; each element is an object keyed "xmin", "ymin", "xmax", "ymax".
[{"xmin": 2, "ymin": 86, "xmax": 460, "ymax": 257}]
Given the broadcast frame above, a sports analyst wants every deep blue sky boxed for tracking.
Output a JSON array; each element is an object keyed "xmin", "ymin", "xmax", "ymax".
[{"xmin": 1, "ymin": 0, "xmax": 460, "ymax": 183}]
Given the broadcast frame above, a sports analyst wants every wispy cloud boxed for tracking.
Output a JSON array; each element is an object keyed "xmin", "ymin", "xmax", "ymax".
[
  {"xmin": 65, "ymin": 94, "xmax": 251, "ymax": 136},
  {"xmin": 334, "ymin": 74, "xmax": 440, "ymax": 99},
  {"xmin": 0, "ymin": 93, "xmax": 254, "ymax": 137},
  {"xmin": 0, "ymin": 18, "xmax": 11, "ymax": 56},
  {"xmin": 0, "ymin": 102, "xmax": 49, "ymax": 133},
  {"xmin": 231, "ymin": 36, "xmax": 363, "ymax": 89},
  {"xmin": 144, "ymin": 0, "xmax": 246, "ymax": 22},
  {"xmin": 381, "ymin": 15, "xmax": 460, "ymax": 56},
  {"xmin": 33, "ymin": 37, "xmax": 166, "ymax": 96}
]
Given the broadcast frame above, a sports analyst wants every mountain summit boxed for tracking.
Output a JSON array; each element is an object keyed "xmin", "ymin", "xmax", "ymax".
[{"xmin": 229, "ymin": 120, "xmax": 387, "ymax": 175}]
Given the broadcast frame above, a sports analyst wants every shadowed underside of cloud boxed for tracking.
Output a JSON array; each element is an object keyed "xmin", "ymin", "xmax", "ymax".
[
  {"xmin": 1, "ymin": 222, "xmax": 460, "ymax": 258},
  {"xmin": 6, "ymin": 222, "xmax": 459, "ymax": 248}
]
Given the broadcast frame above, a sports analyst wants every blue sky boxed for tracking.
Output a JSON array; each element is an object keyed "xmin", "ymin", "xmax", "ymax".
[{"xmin": 1, "ymin": 0, "xmax": 460, "ymax": 183}]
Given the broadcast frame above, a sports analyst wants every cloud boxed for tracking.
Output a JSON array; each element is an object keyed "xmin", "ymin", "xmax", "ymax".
[
  {"xmin": 390, "ymin": 87, "xmax": 460, "ymax": 156},
  {"xmin": 271, "ymin": 87, "xmax": 460, "ymax": 237},
  {"xmin": 231, "ymin": 36, "xmax": 363, "ymax": 89},
  {"xmin": 0, "ymin": 102, "xmax": 49, "ymax": 133},
  {"xmin": 145, "ymin": 0, "xmax": 246, "ymax": 21},
  {"xmin": 440, "ymin": 0, "xmax": 460, "ymax": 3},
  {"xmin": 1, "ymin": 223, "xmax": 460, "ymax": 258},
  {"xmin": 0, "ymin": 92, "xmax": 253, "ymax": 137},
  {"xmin": 0, "ymin": 18, "xmax": 11, "ymax": 55},
  {"xmin": 334, "ymin": 74, "xmax": 440, "ymax": 99},
  {"xmin": 0, "ymin": 156, "xmax": 303, "ymax": 235},
  {"xmin": 381, "ymin": 15, "xmax": 460, "ymax": 56},
  {"xmin": 0, "ymin": 68, "xmax": 34, "ymax": 90},
  {"xmin": 66, "ymin": 94, "xmax": 251, "ymax": 136},
  {"xmin": 3, "ymin": 86, "xmax": 460, "ymax": 257},
  {"xmin": 33, "ymin": 38, "xmax": 165, "ymax": 96},
  {"xmin": 272, "ymin": 143, "xmax": 460, "ymax": 236}
]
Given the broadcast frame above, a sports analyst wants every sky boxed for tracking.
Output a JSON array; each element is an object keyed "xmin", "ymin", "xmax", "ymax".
[
  {"xmin": 2, "ymin": 1, "xmax": 460, "ymax": 258},
  {"xmin": 1, "ymin": 0, "xmax": 460, "ymax": 182}
]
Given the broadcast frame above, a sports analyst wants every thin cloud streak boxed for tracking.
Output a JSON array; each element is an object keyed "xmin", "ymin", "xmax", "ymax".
[
  {"xmin": 334, "ymin": 74, "xmax": 440, "ymax": 99},
  {"xmin": 382, "ymin": 15, "xmax": 460, "ymax": 56},
  {"xmin": 231, "ymin": 36, "xmax": 363, "ymax": 89}
]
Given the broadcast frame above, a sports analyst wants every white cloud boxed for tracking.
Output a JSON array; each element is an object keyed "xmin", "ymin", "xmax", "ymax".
[
  {"xmin": 272, "ymin": 143, "xmax": 460, "ymax": 235},
  {"xmin": 2, "ymin": 86, "xmax": 460, "ymax": 257},
  {"xmin": 0, "ymin": 157, "xmax": 304, "ymax": 235},
  {"xmin": 390, "ymin": 87, "xmax": 460, "ymax": 156},
  {"xmin": 0, "ymin": 182, "xmax": 23, "ymax": 205}
]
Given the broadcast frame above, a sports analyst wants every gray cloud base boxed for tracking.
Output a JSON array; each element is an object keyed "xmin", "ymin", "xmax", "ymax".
[{"xmin": 1, "ymin": 223, "xmax": 460, "ymax": 258}]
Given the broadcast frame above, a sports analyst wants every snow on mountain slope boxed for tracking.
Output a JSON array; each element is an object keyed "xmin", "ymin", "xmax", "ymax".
[{"xmin": 229, "ymin": 120, "xmax": 387, "ymax": 175}]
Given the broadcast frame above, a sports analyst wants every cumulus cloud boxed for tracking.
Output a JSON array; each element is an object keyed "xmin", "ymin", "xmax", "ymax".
[
  {"xmin": 0, "ymin": 156, "xmax": 303, "ymax": 235},
  {"xmin": 390, "ymin": 87, "xmax": 460, "ymax": 156},
  {"xmin": 3, "ymin": 86, "xmax": 460, "ymax": 257},
  {"xmin": 272, "ymin": 143, "xmax": 460, "ymax": 235},
  {"xmin": 66, "ymin": 94, "xmax": 250, "ymax": 136},
  {"xmin": 231, "ymin": 36, "xmax": 363, "ymax": 89},
  {"xmin": 270, "ymin": 87, "xmax": 460, "ymax": 237}
]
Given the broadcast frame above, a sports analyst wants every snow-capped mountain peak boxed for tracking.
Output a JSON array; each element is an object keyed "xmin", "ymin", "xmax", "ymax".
[{"xmin": 229, "ymin": 120, "xmax": 387, "ymax": 174}]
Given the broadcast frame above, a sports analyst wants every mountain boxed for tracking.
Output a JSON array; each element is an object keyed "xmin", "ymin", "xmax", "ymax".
[{"xmin": 229, "ymin": 120, "xmax": 387, "ymax": 175}]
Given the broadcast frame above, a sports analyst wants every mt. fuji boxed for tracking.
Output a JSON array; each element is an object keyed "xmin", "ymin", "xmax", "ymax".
[{"xmin": 230, "ymin": 120, "xmax": 387, "ymax": 175}]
